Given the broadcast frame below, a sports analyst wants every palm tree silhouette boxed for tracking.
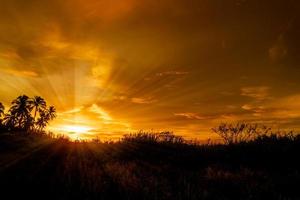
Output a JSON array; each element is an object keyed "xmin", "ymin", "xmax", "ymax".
[
  {"xmin": 10, "ymin": 95, "xmax": 32, "ymax": 129},
  {"xmin": 36, "ymin": 110, "xmax": 48, "ymax": 131},
  {"xmin": 36, "ymin": 106, "xmax": 56, "ymax": 131},
  {"xmin": 0, "ymin": 103, "xmax": 4, "ymax": 125},
  {"xmin": 3, "ymin": 113, "xmax": 17, "ymax": 129},
  {"xmin": 30, "ymin": 96, "xmax": 46, "ymax": 122},
  {"xmin": 47, "ymin": 106, "xmax": 56, "ymax": 120},
  {"xmin": 0, "ymin": 103, "xmax": 4, "ymax": 118},
  {"xmin": 24, "ymin": 115, "xmax": 34, "ymax": 131},
  {"xmin": 0, "ymin": 95, "xmax": 57, "ymax": 132}
]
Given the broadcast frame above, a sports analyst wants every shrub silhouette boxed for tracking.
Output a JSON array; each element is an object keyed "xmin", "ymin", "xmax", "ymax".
[
  {"xmin": 123, "ymin": 131, "xmax": 184, "ymax": 144},
  {"xmin": 212, "ymin": 123, "xmax": 272, "ymax": 144},
  {"xmin": 1, "ymin": 128, "xmax": 300, "ymax": 200}
]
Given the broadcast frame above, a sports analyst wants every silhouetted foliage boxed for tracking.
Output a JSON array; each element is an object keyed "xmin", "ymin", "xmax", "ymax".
[
  {"xmin": 212, "ymin": 122, "xmax": 273, "ymax": 144},
  {"xmin": 47, "ymin": 106, "xmax": 57, "ymax": 120},
  {"xmin": 0, "ymin": 102, "xmax": 4, "ymax": 126},
  {"xmin": 10, "ymin": 95, "xmax": 32, "ymax": 129},
  {"xmin": 30, "ymin": 96, "xmax": 47, "ymax": 122},
  {"xmin": 0, "ymin": 130, "xmax": 300, "ymax": 200},
  {"xmin": 0, "ymin": 95, "xmax": 56, "ymax": 133},
  {"xmin": 0, "ymin": 102, "xmax": 4, "ymax": 117},
  {"xmin": 123, "ymin": 131, "xmax": 184, "ymax": 144}
]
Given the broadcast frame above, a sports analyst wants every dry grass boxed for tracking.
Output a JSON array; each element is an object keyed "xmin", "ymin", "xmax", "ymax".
[{"xmin": 0, "ymin": 131, "xmax": 300, "ymax": 200}]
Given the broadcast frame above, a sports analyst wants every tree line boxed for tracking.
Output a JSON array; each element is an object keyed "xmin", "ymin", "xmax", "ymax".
[{"xmin": 0, "ymin": 95, "xmax": 56, "ymax": 132}]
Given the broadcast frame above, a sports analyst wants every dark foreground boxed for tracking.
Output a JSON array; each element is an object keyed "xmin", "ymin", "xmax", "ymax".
[{"xmin": 0, "ymin": 133, "xmax": 300, "ymax": 200}]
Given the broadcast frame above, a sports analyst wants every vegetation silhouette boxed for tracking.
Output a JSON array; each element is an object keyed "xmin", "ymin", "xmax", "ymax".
[
  {"xmin": 0, "ymin": 129, "xmax": 299, "ymax": 200},
  {"xmin": 0, "ymin": 103, "xmax": 4, "ymax": 122},
  {"xmin": 0, "ymin": 97, "xmax": 300, "ymax": 200},
  {"xmin": 0, "ymin": 95, "xmax": 56, "ymax": 133},
  {"xmin": 212, "ymin": 122, "xmax": 274, "ymax": 144}
]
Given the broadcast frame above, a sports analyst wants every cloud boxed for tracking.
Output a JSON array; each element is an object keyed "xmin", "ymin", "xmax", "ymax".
[
  {"xmin": 267, "ymin": 94, "xmax": 300, "ymax": 119},
  {"xmin": 241, "ymin": 104, "xmax": 265, "ymax": 117},
  {"xmin": 0, "ymin": 68, "xmax": 39, "ymax": 78},
  {"xmin": 174, "ymin": 112, "xmax": 206, "ymax": 120},
  {"xmin": 156, "ymin": 71, "xmax": 189, "ymax": 77},
  {"xmin": 61, "ymin": 106, "xmax": 84, "ymax": 114},
  {"xmin": 241, "ymin": 104, "xmax": 253, "ymax": 111},
  {"xmin": 113, "ymin": 95, "xmax": 127, "ymax": 101},
  {"xmin": 89, "ymin": 104, "xmax": 112, "ymax": 121},
  {"xmin": 131, "ymin": 97, "xmax": 156, "ymax": 104},
  {"xmin": 269, "ymin": 34, "xmax": 287, "ymax": 62},
  {"xmin": 239, "ymin": 94, "xmax": 300, "ymax": 120},
  {"xmin": 241, "ymin": 86, "xmax": 270, "ymax": 100}
]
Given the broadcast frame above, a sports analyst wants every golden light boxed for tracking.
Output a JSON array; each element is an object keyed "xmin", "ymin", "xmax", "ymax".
[
  {"xmin": 50, "ymin": 125, "xmax": 94, "ymax": 140},
  {"xmin": 61, "ymin": 125, "xmax": 92, "ymax": 133}
]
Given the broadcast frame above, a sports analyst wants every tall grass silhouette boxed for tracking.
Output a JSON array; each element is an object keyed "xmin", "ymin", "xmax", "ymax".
[{"xmin": 0, "ymin": 125, "xmax": 300, "ymax": 200}]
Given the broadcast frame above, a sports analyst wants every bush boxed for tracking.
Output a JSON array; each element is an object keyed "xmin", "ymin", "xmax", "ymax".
[
  {"xmin": 122, "ymin": 131, "xmax": 184, "ymax": 144},
  {"xmin": 212, "ymin": 123, "xmax": 272, "ymax": 144}
]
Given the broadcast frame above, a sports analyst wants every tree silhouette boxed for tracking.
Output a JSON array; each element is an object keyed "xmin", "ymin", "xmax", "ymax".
[
  {"xmin": 0, "ymin": 102, "xmax": 4, "ymax": 117},
  {"xmin": 47, "ymin": 106, "xmax": 56, "ymax": 120},
  {"xmin": 212, "ymin": 123, "xmax": 272, "ymax": 144},
  {"xmin": 0, "ymin": 103, "xmax": 4, "ymax": 126},
  {"xmin": 35, "ymin": 106, "xmax": 56, "ymax": 131},
  {"xmin": 0, "ymin": 95, "xmax": 56, "ymax": 132},
  {"xmin": 3, "ymin": 112, "xmax": 17, "ymax": 129},
  {"xmin": 36, "ymin": 110, "xmax": 48, "ymax": 131},
  {"xmin": 24, "ymin": 115, "xmax": 34, "ymax": 131},
  {"xmin": 9, "ymin": 95, "xmax": 32, "ymax": 129},
  {"xmin": 30, "ymin": 96, "xmax": 46, "ymax": 122}
]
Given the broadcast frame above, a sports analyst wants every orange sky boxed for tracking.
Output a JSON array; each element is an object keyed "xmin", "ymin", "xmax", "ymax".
[{"xmin": 0, "ymin": 0, "xmax": 300, "ymax": 140}]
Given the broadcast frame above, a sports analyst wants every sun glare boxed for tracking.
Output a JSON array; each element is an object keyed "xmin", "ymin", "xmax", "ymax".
[
  {"xmin": 50, "ymin": 125, "xmax": 94, "ymax": 140},
  {"xmin": 61, "ymin": 125, "xmax": 92, "ymax": 133}
]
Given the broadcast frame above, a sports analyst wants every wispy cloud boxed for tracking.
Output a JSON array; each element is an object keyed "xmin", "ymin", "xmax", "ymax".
[
  {"xmin": 174, "ymin": 112, "xmax": 205, "ymax": 120},
  {"xmin": 156, "ymin": 71, "xmax": 189, "ymax": 77},
  {"xmin": 0, "ymin": 68, "xmax": 39, "ymax": 78},
  {"xmin": 269, "ymin": 34, "xmax": 287, "ymax": 62},
  {"xmin": 267, "ymin": 94, "xmax": 300, "ymax": 119},
  {"xmin": 131, "ymin": 97, "xmax": 156, "ymax": 104},
  {"xmin": 61, "ymin": 106, "xmax": 84, "ymax": 114},
  {"xmin": 89, "ymin": 104, "xmax": 112, "ymax": 121},
  {"xmin": 241, "ymin": 104, "xmax": 265, "ymax": 117},
  {"xmin": 144, "ymin": 70, "xmax": 189, "ymax": 81},
  {"xmin": 241, "ymin": 86, "xmax": 270, "ymax": 100}
]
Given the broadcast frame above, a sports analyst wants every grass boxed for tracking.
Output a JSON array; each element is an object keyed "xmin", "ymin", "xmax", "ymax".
[{"xmin": 0, "ymin": 131, "xmax": 300, "ymax": 200}]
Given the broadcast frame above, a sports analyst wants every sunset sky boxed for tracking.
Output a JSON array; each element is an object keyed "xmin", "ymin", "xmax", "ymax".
[{"xmin": 0, "ymin": 0, "xmax": 300, "ymax": 140}]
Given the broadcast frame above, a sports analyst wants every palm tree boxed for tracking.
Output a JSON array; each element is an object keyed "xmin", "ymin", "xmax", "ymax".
[
  {"xmin": 24, "ymin": 116, "xmax": 34, "ymax": 131},
  {"xmin": 36, "ymin": 111, "xmax": 48, "ymax": 131},
  {"xmin": 35, "ymin": 106, "xmax": 56, "ymax": 132},
  {"xmin": 3, "ymin": 112, "xmax": 17, "ymax": 129},
  {"xmin": 10, "ymin": 95, "xmax": 32, "ymax": 129},
  {"xmin": 1, "ymin": 95, "xmax": 56, "ymax": 132},
  {"xmin": 36, "ymin": 118, "xmax": 46, "ymax": 131},
  {"xmin": 47, "ymin": 106, "xmax": 56, "ymax": 120},
  {"xmin": 0, "ymin": 103, "xmax": 4, "ymax": 126},
  {"xmin": 30, "ymin": 96, "xmax": 46, "ymax": 122},
  {"xmin": 0, "ymin": 102, "xmax": 4, "ymax": 118}
]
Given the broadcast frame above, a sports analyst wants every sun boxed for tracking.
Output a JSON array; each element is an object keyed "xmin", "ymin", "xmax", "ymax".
[
  {"xmin": 61, "ymin": 125, "xmax": 92, "ymax": 133},
  {"xmin": 50, "ymin": 125, "xmax": 93, "ymax": 140}
]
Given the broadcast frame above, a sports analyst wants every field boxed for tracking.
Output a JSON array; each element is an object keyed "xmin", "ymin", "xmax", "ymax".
[{"xmin": 0, "ymin": 131, "xmax": 300, "ymax": 200}]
